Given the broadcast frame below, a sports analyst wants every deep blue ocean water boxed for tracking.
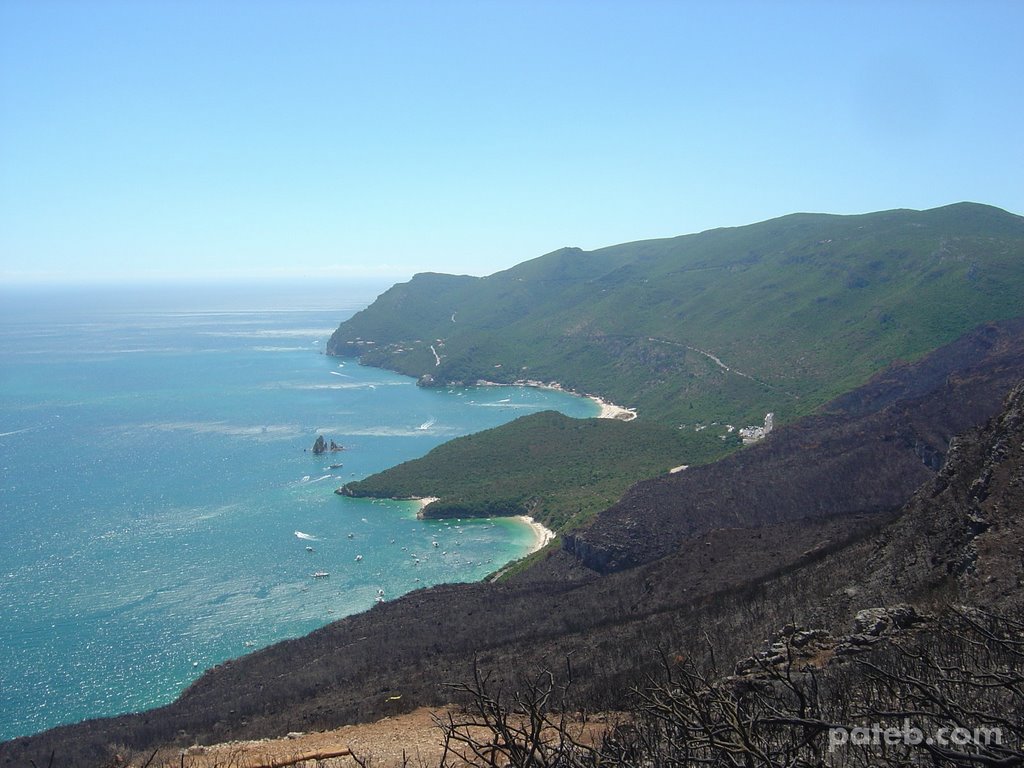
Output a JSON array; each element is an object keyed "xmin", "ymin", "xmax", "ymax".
[{"xmin": 0, "ymin": 281, "xmax": 598, "ymax": 740}]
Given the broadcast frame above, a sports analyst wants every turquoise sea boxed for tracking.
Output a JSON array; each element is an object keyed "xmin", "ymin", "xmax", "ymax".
[{"xmin": 0, "ymin": 281, "xmax": 598, "ymax": 741}]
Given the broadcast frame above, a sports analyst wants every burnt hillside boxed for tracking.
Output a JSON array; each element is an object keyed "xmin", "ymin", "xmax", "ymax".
[
  {"xmin": 4, "ymin": 320, "xmax": 1024, "ymax": 767},
  {"xmin": 561, "ymin": 318, "xmax": 1024, "ymax": 573}
]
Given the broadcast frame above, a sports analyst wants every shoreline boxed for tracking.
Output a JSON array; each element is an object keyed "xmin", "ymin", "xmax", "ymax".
[
  {"xmin": 475, "ymin": 378, "xmax": 638, "ymax": 421},
  {"xmin": 517, "ymin": 514, "xmax": 556, "ymax": 553},
  {"xmin": 514, "ymin": 380, "xmax": 637, "ymax": 421},
  {"xmin": 589, "ymin": 393, "xmax": 638, "ymax": 421},
  {"xmin": 414, "ymin": 500, "xmax": 555, "ymax": 554}
]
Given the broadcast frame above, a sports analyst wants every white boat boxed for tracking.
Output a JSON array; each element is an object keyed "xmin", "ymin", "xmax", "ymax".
[{"xmin": 312, "ymin": 571, "xmax": 330, "ymax": 579}]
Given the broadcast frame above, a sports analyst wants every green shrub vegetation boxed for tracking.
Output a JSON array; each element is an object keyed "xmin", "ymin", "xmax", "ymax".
[
  {"xmin": 342, "ymin": 410, "xmax": 730, "ymax": 532},
  {"xmin": 331, "ymin": 203, "xmax": 1024, "ymax": 536},
  {"xmin": 329, "ymin": 203, "xmax": 1024, "ymax": 427}
]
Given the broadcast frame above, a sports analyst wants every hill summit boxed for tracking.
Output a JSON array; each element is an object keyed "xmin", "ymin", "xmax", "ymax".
[
  {"xmin": 6, "ymin": 202, "xmax": 1024, "ymax": 765},
  {"xmin": 329, "ymin": 203, "xmax": 1024, "ymax": 425}
]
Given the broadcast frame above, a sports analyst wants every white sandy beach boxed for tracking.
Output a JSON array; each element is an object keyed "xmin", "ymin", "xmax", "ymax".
[
  {"xmin": 416, "ymin": 501, "xmax": 553, "ymax": 555},
  {"xmin": 412, "ymin": 496, "xmax": 440, "ymax": 518},
  {"xmin": 588, "ymin": 394, "xmax": 638, "ymax": 421},
  {"xmin": 416, "ymin": 492, "xmax": 553, "ymax": 554},
  {"xmin": 518, "ymin": 515, "xmax": 556, "ymax": 553},
  {"xmin": 501, "ymin": 378, "xmax": 638, "ymax": 421}
]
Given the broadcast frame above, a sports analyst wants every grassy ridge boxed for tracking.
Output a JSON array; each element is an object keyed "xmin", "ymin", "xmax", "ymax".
[
  {"xmin": 329, "ymin": 203, "xmax": 1024, "ymax": 426},
  {"xmin": 331, "ymin": 203, "xmax": 1024, "ymax": 540},
  {"xmin": 340, "ymin": 411, "xmax": 733, "ymax": 532}
]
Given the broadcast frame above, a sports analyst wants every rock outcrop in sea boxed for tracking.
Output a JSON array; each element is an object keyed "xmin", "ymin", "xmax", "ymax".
[{"xmin": 312, "ymin": 435, "xmax": 344, "ymax": 454}]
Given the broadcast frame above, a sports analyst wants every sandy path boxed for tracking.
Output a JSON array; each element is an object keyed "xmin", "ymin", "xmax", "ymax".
[
  {"xmin": 146, "ymin": 706, "xmax": 618, "ymax": 768},
  {"xmin": 158, "ymin": 707, "xmax": 456, "ymax": 768}
]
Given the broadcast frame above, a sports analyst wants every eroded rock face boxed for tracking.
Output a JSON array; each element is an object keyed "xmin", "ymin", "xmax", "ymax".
[
  {"xmin": 312, "ymin": 435, "xmax": 327, "ymax": 454},
  {"xmin": 857, "ymin": 379, "xmax": 1024, "ymax": 609},
  {"xmin": 734, "ymin": 625, "xmax": 833, "ymax": 675},
  {"xmin": 851, "ymin": 604, "xmax": 926, "ymax": 637},
  {"xmin": 852, "ymin": 607, "xmax": 892, "ymax": 637},
  {"xmin": 887, "ymin": 604, "xmax": 926, "ymax": 630},
  {"xmin": 733, "ymin": 605, "xmax": 932, "ymax": 676}
]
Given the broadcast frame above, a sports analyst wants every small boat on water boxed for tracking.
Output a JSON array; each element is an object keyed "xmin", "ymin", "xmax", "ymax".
[
  {"xmin": 330, "ymin": 463, "xmax": 343, "ymax": 469},
  {"xmin": 312, "ymin": 571, "xmax": 330, "ymax": 579},
  {"xmin": 355, "ymin": 554, "xmax": 363, "ymax": 562}
]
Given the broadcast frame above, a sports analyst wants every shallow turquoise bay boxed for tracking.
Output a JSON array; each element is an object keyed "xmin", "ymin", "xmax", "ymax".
[{"xmin": 0, "ymin": 282, "xmax": 597, "ymax": 740}]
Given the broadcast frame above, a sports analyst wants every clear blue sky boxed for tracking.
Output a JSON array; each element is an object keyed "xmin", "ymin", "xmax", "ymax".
[{"xmin": 1, "ymin": 0, "xmax": 1021, "ymax": 284}]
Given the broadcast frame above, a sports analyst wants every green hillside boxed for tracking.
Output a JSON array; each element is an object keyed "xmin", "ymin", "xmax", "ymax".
[
  {"xmin": 329, "ymin": 203, "xmax": 1024, "ymax": 426},
  {"xmin": 340, "ymin": 411, "xmax": 730, "ymax": 532}
]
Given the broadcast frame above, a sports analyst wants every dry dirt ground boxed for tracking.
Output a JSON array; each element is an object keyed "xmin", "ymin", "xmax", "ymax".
[
  {"xmin": 139, "ymin": 707, "xmax": 616, "ymax": 768},
  {"xmin": 142, "ymin": 708, "xmax": 455, "ymax": 768}
]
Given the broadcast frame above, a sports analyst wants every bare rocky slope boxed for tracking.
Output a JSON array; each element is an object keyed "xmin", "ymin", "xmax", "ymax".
[{"xmin": 4, "ymin": 318, "xmax": 1023, "ymax": 767}]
